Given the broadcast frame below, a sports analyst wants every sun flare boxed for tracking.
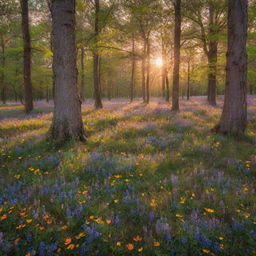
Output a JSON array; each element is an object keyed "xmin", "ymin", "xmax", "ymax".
[{"xmin": 154, "ymin": 57, "xmax": 163, "ymax": 67}]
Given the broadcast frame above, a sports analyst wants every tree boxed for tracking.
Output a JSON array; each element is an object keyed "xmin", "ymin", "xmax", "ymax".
[
  {"xmin": 184, "ymin": 0, "xmax": 227, "ymax": 106},
  {"xmin": 213, "ymin": 0, "xmax": 248, "ymax": 136},
  {"xmin": 20, "ymin": 0, "xmax": 33, "ymax": 112},
  {"xmin": 93, "ymin": 0, "xmax": 103, "ymax": 109},
  {"xmin": 172, "ymin": 0, "xmax": 181, "ymax": 111},
  {"xmin": 50, "ymin": 0, "xmax": 85, "ymax": 142}
]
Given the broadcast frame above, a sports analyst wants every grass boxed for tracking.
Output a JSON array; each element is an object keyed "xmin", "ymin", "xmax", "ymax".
[{"xmin": 0, "ymin": 97, "xmax": 255, "ymax": 256}]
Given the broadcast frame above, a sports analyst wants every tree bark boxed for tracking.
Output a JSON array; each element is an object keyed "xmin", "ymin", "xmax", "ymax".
[
  {"xmin": 21, "ymin": 0, "xmax": 33, "ymax": 113},
  {"xmin": 0, "ymin": 34, "xmax": 6, "ymax": 104},
  {"xmin": 166, "ymin": 71, "xmax": 170, "ymax": 102},
  {"xmin": 207, "ymin": 4, "xmax": 217, "ymax": 106},
  {"xmin": 161, "ymin": 38, "xmax": 166, "ymax": 99},
  {"xmin": 93, "ymin": 0, "xmax": 103, "ymax": 109},
  {"xmin": 187, "ymin": 60, "xmax": 190, "ymax": 100},
  {"xmin": 172, "ymin": 0, "xmax": 181, "ymax": 111},
  {"xmin": 213, "ymin": 0, "xmax": 248, "ymax": 136},
  {"xmin": 130, "ymin": 34, "xmax": 135, "ymax": 103},
  {"xmin": 141, "ymin": 40, "xmax": 146, "ymax": 103},
  {"xmin": 145, "ymin": 38, "xmax": 150, "ymax": 104},
  {"xmin": 50, "ymin": 0, "xmax": 85, "ymax": 143},
  {"xmin": 80, "ymin": 46, "xmax": 86, "ymax": 101}
]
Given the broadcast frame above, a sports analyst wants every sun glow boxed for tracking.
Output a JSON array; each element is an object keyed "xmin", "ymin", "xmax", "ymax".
[{"xmin": 154, "ymin": 57, "xmax": 163, "ymax": 67}]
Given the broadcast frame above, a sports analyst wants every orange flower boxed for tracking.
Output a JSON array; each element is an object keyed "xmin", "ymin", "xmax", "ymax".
[
  {"xmin": 204, "ymin": 208, "xmax": 215, "ymax": 213},
  {"xmin": 64, "ymin": 238, "xmax": 72, "ymax": 245},
  {"xmin": 25, "ymin": 253, "xmax": 31, "ymax": 256},
  {"xmin": 67, "ymin": 244, "xmax": 75, "ymax": 250},
  {"xmin": 0, "ymin": 214, "xmax": 7, "ymax": 221},
  {"xmin": 106, "ymin": 219, "xmax": 112, "ymax": 224},
  {"xmin": 153, "ymin": 241, "xmax": 160, "ymax": 247},
  {"xmin": 202, "ymin": 249, "xmax": 210, "ymax": 253},
  {"xmin": 133, "ymin": 235, "xmax": 143, "ymax": 242},
  {"xmin": 126, "ymin": 243, "xmax": 134, "ymax": 250},
  {"xmin": 26, "ymin": 219, "xmax": 33, "ymax": 223},
  {"xmin": 116, "ymin": 241, "xmax": 121, "ymax": 246},
  {"xmin": 61, "ymin": 225, "xmax": 68, "ymax": 230}
]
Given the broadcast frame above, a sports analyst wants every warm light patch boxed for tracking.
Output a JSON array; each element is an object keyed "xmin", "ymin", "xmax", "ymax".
[{"xmin": 153, "ymin": 57, "xmax": 163, "ymax": 67}]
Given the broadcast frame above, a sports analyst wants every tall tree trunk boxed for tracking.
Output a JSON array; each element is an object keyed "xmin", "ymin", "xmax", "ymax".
[
  {"xmin": 172, "ymin": 0, "xmax": 181, "ymax": 111},
  {"xmin": 21, "ymin": 0, "xmax": 33, "ymax": 113},
  {"xmin": 141, "ymin": 40, "xmax": 146, "ymax": 102},
  {"xmin": 93, "ymin": 0, "xmax": 103, "ymax": 109},
  {"xmin": 187, "ymin": 60, "xmax": 190, "ymax": 100},
  {"xmin": 161, "ymin": 37, "xmax": 166, "ymax": 99},
  {"xmin": 0, "ymin": 34, "xmax": 6, "ymax": 104},
  {"xmin": 50, "ymin": 0, "xmax": 85, "ymax": 143},
  {"xmin": 80, "ymin": 46, "xmax": 86, "ymax": 101},
  {"xmin": 213, "ymin": 0, "xmax": 248, "ymax": 136},
  {"xmin": 130, "ymin": 34, "xmax": 135, "ymax": 103},
  {"xmin": 165, "ymin": 71, "xmax": 170, "ymax": 102},
  {"xmin": 207, "ymin": 4, "xmax": 217, "ymax": 106},
  {"xmin": 145, "ymin": 38, "xmax": 150, "ymax": 104}
]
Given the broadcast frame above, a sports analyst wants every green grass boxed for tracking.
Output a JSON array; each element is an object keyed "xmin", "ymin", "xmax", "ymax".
[{"xmin": 0, "ymin": 98, "xmax": 255, "ymax": 256}]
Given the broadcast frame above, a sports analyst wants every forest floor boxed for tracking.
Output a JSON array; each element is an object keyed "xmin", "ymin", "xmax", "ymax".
[{"xmin": 0, "ymin": 96, "xmax": 256, "ymax": 256}]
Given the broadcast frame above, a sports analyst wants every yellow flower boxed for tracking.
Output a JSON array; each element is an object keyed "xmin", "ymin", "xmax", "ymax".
[
  {"xmin": 64, "ymin": 238, "xmax": 72, "ymax": 245},
  {"xmin": 153, "ymin": 241, "xmax": 160, "ymax": 247},
  {"xmin": 175, "ymin": 214, "xmax": 183, "ymax": 218},
  {"xmin": 14, "ymin": 174, "xmax": 21, "ymax": 179},
  {"xmin": 219, "ymin": 236, "xmax": 224, "ymax": 240},
  {"xmin": 116, "ymin": 241, "xmax": 121, "ymax": 246},
  {"xmin": 126, "ymin": 243, "xmax": 134, "ymax": 250},
  {"xmin": 26, "ymin": 219, "xmax": 33, "ymax": 223},
  {"xmin": 76, "ymin": 232, "xmax": 85, "ymax": 239},
  {"xmin": 202, "ymin": 249, "xmax": 210, "ymax": 253},
  {"xmin": 150, "ymin": 199, "xmax": 157, "ymax": 207},
  {"xmin": 138, "ymin": 247, "xmax": 143, "ymax": 252},
  {"xmin": 114, "ymin": 199, "xmax": 119, "ymax": 203},
  {"xmin": 179, "ymin": 197, "xmax": 186, "ymax": 204},
  {"xmin": 204, "ymin": 208, "xmax": 215, "ymax": 213},
  {"xmin": 67, "ymin": 244, "xmax": 75, "ymax": 250}
]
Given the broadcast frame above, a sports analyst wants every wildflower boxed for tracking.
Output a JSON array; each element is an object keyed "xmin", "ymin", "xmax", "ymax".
[
  {"xmin": 179, "ymin": 197, "xmax": 186, "ymax": 204},
  {"xmin": 202, "ymin": 249, "xmax": 210, "ymax": 253},
  {"xmin": 0, "ymin": 214, "xmax": 7, "ymax": 221},
  {"xmin": 114, "ymin": 199, "xmax": 119, "ymax": 203},
  {"xmin": 153, "ymin": 241, "xmax": 160, "ymax": 247},
  {"xmin": 19, "ymin": 212, "xmax": 27, "ymax": 218},
  {"xmin": 243, "ymin": 187, "xmax": 249, "ymax": 192},
  {"xmin": 219, "ymin": 237, "xmax": 224, "ymax": 240},
  {"xmin": 39, "ymin": 226, "xmax": 45, "ymax": 231},
  {"xmin": 204, "ymin": 208, "xmax": 215, "ymax": 213},
  {"xmin": 14, "ymin": 238, "xmax": 20, "ymax": 245},
  {"xmin": 67, "ymin": 244, "xmax": 75, "ymax": 250},
  {"xmin": 126, "ymin": 243, "xmax": 134, "ymax": 250},
  {"xmin": 25, "ymin": 253, "xmax": 31, "ymax": 256},
  {"xmin": 116, "ymin": 241, "xmax": 121, "ymax": 246},
  {"xmin": 64, "ymin": 238, "xmax": 72, "ymax": 245},
  {"xmin": 150, "ymin": 199, "xmax": 157, "ymax": 207},
  {"xmin": 14, "ymin": 174, "xmax": 21, "ymax": 179},
  {"xmin": 175, "ymin": 214, "xmax": 183, "ymax": 218},
  {"xmin": 220, "ymin": 243, "xmax": 224, "ymax": 249},
  {"xmin": 26, "ymin": 219, "xmax": 33, "ymax": 223},
  {"xmin": 138, "ymin": 247, "xmax": 143, "ymax": 252},
  {"xmin": 106, "ymin": 219, "xmax": 112, "ymax": 224},
  {"xmin": 61, "ymin": 225, "xmax": 68, "ymax": 230},
  {"xmin": 95, "ymin": 217, "xmax": 103, "ymax": 224},
  {"xmin": 75, "ymin": 232, "xmax": 85, "ymax": 239},
  {"xmin": 133, "ymin": 235, "xmax": 143, "ymax": 242},
  {"xmin": 89, "ymin": 216, "xmax": 94, "ymax": 220}
]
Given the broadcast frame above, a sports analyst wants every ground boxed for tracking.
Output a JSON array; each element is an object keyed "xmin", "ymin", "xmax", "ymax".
[{"xmin": 0, "ymin": 96, "xmax": 256, "ymax": 256}]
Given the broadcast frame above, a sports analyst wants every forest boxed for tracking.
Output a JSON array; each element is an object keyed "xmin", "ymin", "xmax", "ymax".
[{"xmin": 0, "ymin": 0, "xmax": 256, "ymax": 255}]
